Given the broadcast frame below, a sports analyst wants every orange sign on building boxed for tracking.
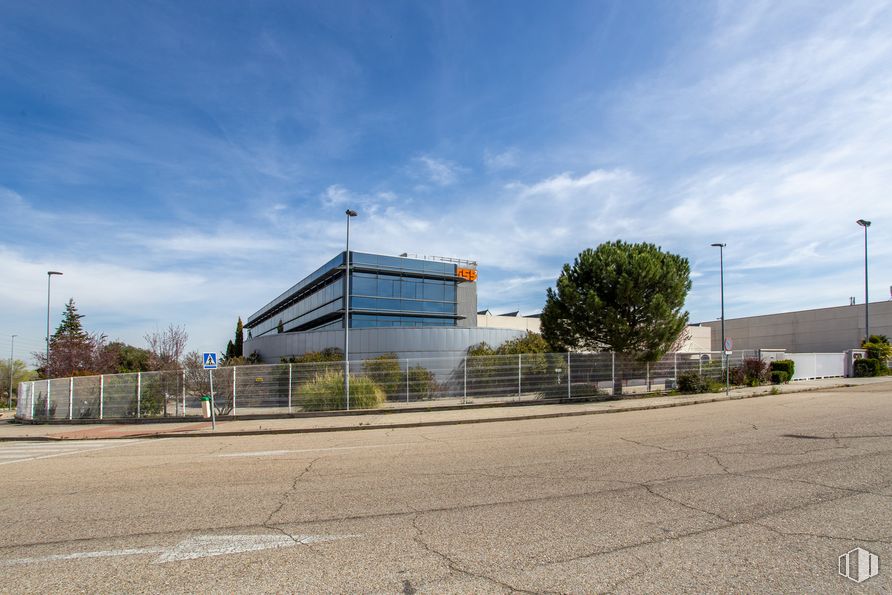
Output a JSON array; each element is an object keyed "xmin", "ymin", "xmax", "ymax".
[{"xmin": 457, "ymin": 267, "xmax": 478, "ymax": 282}]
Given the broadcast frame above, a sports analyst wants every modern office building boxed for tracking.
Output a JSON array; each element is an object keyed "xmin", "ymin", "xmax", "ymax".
[{"xmin": 244, "ymin": 252, "xmax": 528, "ymax": 362}]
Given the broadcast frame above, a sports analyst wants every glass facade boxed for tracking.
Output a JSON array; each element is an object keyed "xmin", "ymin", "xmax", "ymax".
[
  {"xmin": 248, "ymin": 252, "xmax": 463, "ymax": 337},
  {"xmin": 251, "ymin": 277, "xmax": 344, "ymax": 337}
]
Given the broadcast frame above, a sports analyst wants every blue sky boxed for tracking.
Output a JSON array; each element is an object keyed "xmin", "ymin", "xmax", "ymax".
[{"xmin": 2, "ymin": 0, "xmax": 891, "ymax": 359}]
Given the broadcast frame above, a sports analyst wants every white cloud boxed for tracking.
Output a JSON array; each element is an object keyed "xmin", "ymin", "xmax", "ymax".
[
  {"xmin": 413, "ymin": 155, "xmax": 465, "ymax": 186},
  {"xmin": 483, "ymin": 148, "xmax": 519, "ymax": 171}
]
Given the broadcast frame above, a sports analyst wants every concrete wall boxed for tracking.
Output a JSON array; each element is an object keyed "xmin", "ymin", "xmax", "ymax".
[
  {"xmin": 702, "ymin": 300, "xmax": 892, "ymax": 353},
  {"xmin": 245, "ymin": 326, "xmax": 528, "ymax": 363},
  {"xmin": 476, "ymin": 314, "xmax": 541, "ymax": 333},
  {"xmin": 678, "ymin": 325, "xmax": 712, "ymax": 352}
]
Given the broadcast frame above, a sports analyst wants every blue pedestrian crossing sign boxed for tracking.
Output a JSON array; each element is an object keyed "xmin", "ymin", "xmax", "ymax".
[{"xmin": 203, "ymin": 352, "xmax": 218, "ymax": 369}]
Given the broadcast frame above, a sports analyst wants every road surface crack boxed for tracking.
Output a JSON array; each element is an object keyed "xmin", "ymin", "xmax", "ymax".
[
  {"xmin": 263, "ymin": 457, "xmax": 322, "ymax": 543},
  {"xmin": 409, "ymin": 510, "xmax": 543, "ymax": 594},
  {"xmin": 602, "ymin": 552, "xmax": 648, "ymax": 594}
]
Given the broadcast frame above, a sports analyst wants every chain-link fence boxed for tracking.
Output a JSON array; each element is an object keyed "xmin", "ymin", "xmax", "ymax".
[{"xmin": 16, "ymin": 350, "xmax": 756, "ymax": 421}]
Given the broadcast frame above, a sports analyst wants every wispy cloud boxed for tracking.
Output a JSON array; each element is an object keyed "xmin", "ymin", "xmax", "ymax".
[
  {"xmin": 412, "ymin": 155, "xmax": 466, "ymax": 186},
  {"xmin": 483, "ymin": 148, "xmax": 519, "ymax": 171}
]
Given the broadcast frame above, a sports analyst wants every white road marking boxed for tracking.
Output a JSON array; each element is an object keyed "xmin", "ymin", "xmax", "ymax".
[
  {"xmin": 2, "ymin": 534, "xmax": 359, "ymax": 566},
  {"xmin": 218, "ymin": 442, "xmax": 415, "ymax": 458},
  {"xmin": 0, "ymin": 439, "xmax": 150, "ymax": 466}
]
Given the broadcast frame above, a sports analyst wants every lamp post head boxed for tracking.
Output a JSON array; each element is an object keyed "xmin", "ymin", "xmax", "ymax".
[
  {"xmin": 710, "ymin": 243, "xmax": 726, "ymax": 248},
  {"xmin": 47, "ymin": 271, "xmax": 63, "ymax": 276},
  {"xmin": 856, "ymin": 219, "xmax": 871, "ymax": 228},
  {"xmin": 345, "ymin": 209, "xmax": 357, "ymax": 217}
]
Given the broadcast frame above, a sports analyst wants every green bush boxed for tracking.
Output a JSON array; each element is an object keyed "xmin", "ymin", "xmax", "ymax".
[
  {"xmin": 769, "ymin": 371, "xmax": 789, "ymax": 385},
  {"xmin": 363, "ymin": 353, "xmax": 403, "ymax": 399},
  {"xmin": 138, "ymin": 377, "xmax": 164, "ymax": 416},
  {"xmin": 676, "ymin": 371, "xmax": 723, "ymax": 394},
  {"xmin": 408, "ymin": 365, "xmax": 438, "ymax": 400},
  {"xmin": 281, "ymin": 348, "xmax": 344, "ymax": 364},
  {"xmin": 300, "ymin": 370, "xmax": 386, "ymax": 411},
  {"xmin": 862, "ymin": 335, "xmax": 892, "ymax": 362},
  {"xmin": 854, "ymin": 358, "xmax": 883, "ymax": 377},
  {"xmin": 769, "ymin": 359, "xmax": 795, "ymax": 379}
]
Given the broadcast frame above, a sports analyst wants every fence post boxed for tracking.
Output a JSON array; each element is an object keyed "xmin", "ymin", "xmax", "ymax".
[
  {"xmin": 699, "ymin": 353, "xmax": 703, "ymax": 376},
  {"xmin": 288, "ymin": 363, "xmax": 293, "ymax": 413},
  {"xmin": 463, "ymin": 357, "xmax": 467, "ymax": 404},
  {"xmin": 99, "ymin": 375, "xmax": 104, "ymax": 420},
  {"xmin": 673, "ymin": 353, "xmax": 678, "ymax": 380},
  {"xmin": 611, "ymin": 352, "xmax": 616, "ymax": 394},
  {"xmin": 137, "ymin": 372, "xmax": 142, "ymax": 419},
  {"xmin": 644, "ymin": 362, "xmax": 650, "ymax": 392},
  {"xmin": 518, "ymin": 353, "xmax": 522, "ymax": 399},
  {"xmin": 232, "ymin": 367, "xmax": 237, "ymax": 415},
  {"xmin": 181, "ymin": 369, "xmax": 186, "ymax": 416},
  {"xmin": 69, "ymin": 377, "xmax": 73, "ymax": 420},
  {"xmin": 405, "ymin": 358, "xmax": 410, "ymax": 403},
  {"xmin": 567, "ymin": 352, "xmax": 572, "ymax": 399}
]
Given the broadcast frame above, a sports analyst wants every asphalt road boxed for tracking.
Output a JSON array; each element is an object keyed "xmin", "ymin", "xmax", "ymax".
[{"xmin": 1, "ymin": 383, "xmax": 891, "ymax": 593}]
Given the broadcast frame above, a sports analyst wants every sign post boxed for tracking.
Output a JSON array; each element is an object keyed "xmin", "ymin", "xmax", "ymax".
[
  {"xmin": 203, "ymin": 352, "xmax": 218, "ymax": 430},
  {"xmin": 723, "ymin": 338, "xmax": 733, "ymax": 395}
]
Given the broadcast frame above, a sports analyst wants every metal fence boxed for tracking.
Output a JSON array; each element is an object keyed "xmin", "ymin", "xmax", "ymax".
[
  {"xmin": 16, "ymin": 350, "xmax": 756, "ymax": 422},
  {"xmin": 786, "ymin": 352, "xmax": 846, "ymax": 380}
]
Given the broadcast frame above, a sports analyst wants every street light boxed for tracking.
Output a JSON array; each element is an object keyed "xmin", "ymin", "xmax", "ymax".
[
  {"xmin": 856, "ymin": 219, "xmax": 871, "ymax": 342},
  {"xmin": 711, "ymin": 243, "xmax": 729, "ymax": 395},
  {"xmin": 46, "ymin": 271, "xmax": 63, "ymax": 377},
  {"xmin": 7, "ymin": 334, "xmax": 16, "ymax": 410},
  {"xmin": 344, "ymin": 209, "xmax": 358, "ymax": 410}
]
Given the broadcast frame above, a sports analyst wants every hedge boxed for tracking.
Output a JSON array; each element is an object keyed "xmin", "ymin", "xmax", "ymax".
[
  {"xmin": 769, "ymin": 359, "xmax": 795, "ymax": 380},
  {"xmin": 769, "ymin": 371, "xmax": 789, "ymax": 384}
]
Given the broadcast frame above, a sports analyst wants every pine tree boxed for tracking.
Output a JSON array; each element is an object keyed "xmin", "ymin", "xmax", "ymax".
[
  {"xmin": 38, "ymin": 298, "xmax": 105, "ymax": 378},
  {"xmin": 234, "ymin": 317, "xmax": 244, "ymax": 357},
  {"xmin": 54, "ymin": 299, "xmax": 89, "ymax": 341}
]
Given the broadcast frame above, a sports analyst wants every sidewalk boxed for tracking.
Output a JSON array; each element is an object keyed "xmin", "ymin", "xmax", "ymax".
[{"xmin": 1, "ymin": 377, "xmax": 889, "ymax": 441}]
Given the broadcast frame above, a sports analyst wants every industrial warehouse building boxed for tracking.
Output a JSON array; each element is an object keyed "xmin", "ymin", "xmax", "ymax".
[
  {"xmin": 701, "ymin": 300, "xmax": 892, "ymax": 353},
  {"xmin": 244, "ymin": 252, "xmax": 530, "ymax": 363}
]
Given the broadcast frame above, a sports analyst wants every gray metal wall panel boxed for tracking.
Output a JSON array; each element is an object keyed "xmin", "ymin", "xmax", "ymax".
[
  {"xmin": 456, "ymin": 282, "xmax": 477, "ymax": 328},
  {"xmin": 245, "ymin": 327, "xmax": 528, "ymax": 364}
]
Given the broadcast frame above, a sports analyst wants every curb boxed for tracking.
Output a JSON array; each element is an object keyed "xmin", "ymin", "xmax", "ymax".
[{"xmin": 0, "ymin": 380, "xmax": 864, "ymax": 441}]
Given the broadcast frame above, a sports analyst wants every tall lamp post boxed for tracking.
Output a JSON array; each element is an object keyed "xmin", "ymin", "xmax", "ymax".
[
  {"xmin": 711, "ymin": 243, "xmax": 728, "ymax": 395},
  {"xmin": 344, "ymin": 209, "xmax": 358, "ymax": 410},
  {"xmin": 7, "ymin": 334, "xmax": 16, "ymax": 410},
  {"xmin": 856, "ymin": 219, "xmax": 871, "ymax": 342},
  {"xmin": 46, "ymin": 271, "xmax": 63, "ymax": 378}
]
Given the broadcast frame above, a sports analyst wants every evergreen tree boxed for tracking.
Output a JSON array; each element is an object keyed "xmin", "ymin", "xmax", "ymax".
[
  {"xmin": 541, "ymin": 241, "xmax": 691, "ymax": 362},
  {"xmin": 54, "ymin": 299, "xmax": 88, "ymax": 341},
  {"xmin": 36, "ymin": 298, "xmax": 106, "ymax": 378},
  {"xmin": 235, "ymin": 317, "xmax": 244, "ymax": 357}
]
